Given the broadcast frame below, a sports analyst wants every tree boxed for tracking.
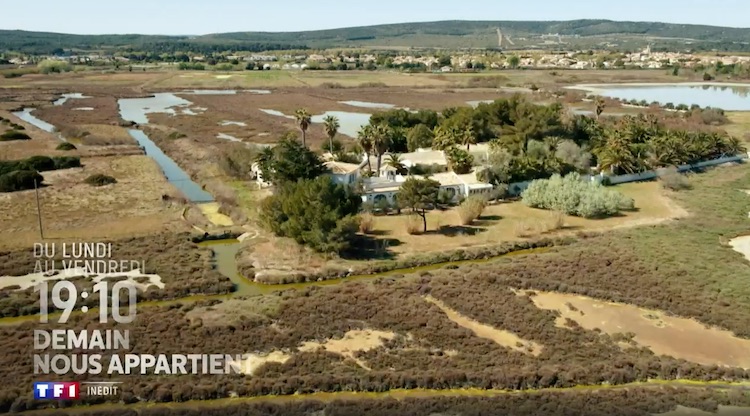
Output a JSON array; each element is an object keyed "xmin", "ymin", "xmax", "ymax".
[
  {"xmin": 595, "ymin": 98, "xmax": 606, "ymax": 119},
  {"xmin": 507, "ymin": 55, "xmax": 520, "ymax": 69},
  {"xmin": 406, "ymin": 124, "xmax": 434, "ymax": 152},
  {"xmin": 357, "ymin": 125, "xmax": 374, "ymax": 173},
  {"xmin": 295, "ymin": 108, "xmax": 312, "ymax": 147},
  {"xmin": 460, "ymin": 125, "xmax": 477, "ymax": 151},
  {"xmin": 445, "ymin": 147, "xmax": 475, "ymax": 174},
  {"xmin": 397, "ymin": 177, "xmax": 440, "ymax": 233},
  {"xmin": 432, "ymin": 125, "xmax": 460, "ymax": 151},
  {"xmin": 385, "ymin": 154, "xmax": 408, "ymax": 175},
  {"xmin": 322, "ymin": 115, "xmax": 340, "ymax": 158},
  {"xmin": 372, "ymin": 123, "xmax": 393, "ymax": 174},
  {"xmin": 259, "ymin": 176, "xmax": 362, "ymax": 253},
  {"xmin": 256, "ymin": 137, "xmax": 326, "ymax": 185}
]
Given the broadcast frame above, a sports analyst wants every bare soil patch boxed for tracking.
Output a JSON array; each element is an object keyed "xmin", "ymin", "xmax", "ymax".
[
  {"xmin": 525, "ymin": 290, "xmax": 750, "ymax": 369},
  {"xmin": 299, "ymin": 329, "xmax": 397, "ymax": 370},
  {"xmin": 425, "ymin": 295, "xmax": 543, "ymax": 356}
]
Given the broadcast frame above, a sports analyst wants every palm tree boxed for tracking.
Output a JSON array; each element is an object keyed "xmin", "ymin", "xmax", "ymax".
[
  {"xmin": 294, "ymin": 108, "xmax": 312, "ymax": 147},
  {"xmin": 357, "ymin": 125, "xmax": 374, "ymax": 173},
  {"xmin": 373, "ymin": 124, "xmax": 393, "ymax": 174},
  {"xmin": 385, "ymin": 154, "xmax": 408, "ymax": 175},
  {"xmin": 322, "ymin": 115, "xmax": 340, "ymax": 158},
  {"xmin": 432, "ymin": 125, "xmax": 459, "ymax": 151},
  {"xmin": 460, "ymin": 125, "xmax": 477, "ymax": 151}
]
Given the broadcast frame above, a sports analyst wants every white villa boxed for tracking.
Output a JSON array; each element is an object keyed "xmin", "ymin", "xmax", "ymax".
[{"xmin": 251, "ymin": 146, "xmax": 495, "ymax": 203}]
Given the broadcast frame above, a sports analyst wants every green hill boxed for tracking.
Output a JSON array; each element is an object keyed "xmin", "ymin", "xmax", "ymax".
[{"xmin": 2, "ymin": 20, "xmax": 750, "ymax": 54}]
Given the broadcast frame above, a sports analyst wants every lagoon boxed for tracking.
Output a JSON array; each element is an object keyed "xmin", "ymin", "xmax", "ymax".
[{"xmin": 572, "ymin": 83, "xmax": 750, "ymax": 111}]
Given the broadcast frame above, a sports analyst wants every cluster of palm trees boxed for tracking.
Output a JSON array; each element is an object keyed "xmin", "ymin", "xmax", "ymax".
[
  {"xmin": 356, "ymin": 123, "xmax": 395, "ymax": 173},
  {"xmin": 591, "ymin": 114, "xmax": 744, "ymax": 174},
  {"xmin": 294, "ymin": 108, "xmax": 341, "ymax": 155}
]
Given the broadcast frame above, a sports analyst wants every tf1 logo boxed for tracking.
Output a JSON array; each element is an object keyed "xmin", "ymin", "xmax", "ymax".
[{"xmin": 33, "ymin": 382, "xmax": 79, "ymax": 400}]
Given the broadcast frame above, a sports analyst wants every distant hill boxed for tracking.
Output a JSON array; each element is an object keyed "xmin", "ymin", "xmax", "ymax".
[{"xmin": 2, "ymin": 20, "xmax": 750, "ymax": 54}]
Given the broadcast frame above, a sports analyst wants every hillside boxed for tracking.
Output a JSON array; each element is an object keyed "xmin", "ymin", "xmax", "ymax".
[{"xmin": 2, "ymin": 20, "xmax": 750, "ymax": 54}]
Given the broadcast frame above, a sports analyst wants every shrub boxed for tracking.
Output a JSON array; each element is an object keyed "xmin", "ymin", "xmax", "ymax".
[
  {"xmin": 657, "ymin": 166, "xmax": 691, "ymax": 191},
  {"xmin": 457, "ymin": 195, "xmax": 488, "ymax": 225},
  {"xmin": 52, "ymin": 156, "xmax": 81, "ymax": 170},
  {"xmin": 23, "ymin": 156, "xmax": 56, "ymax": 171},
  {"xmin": 703, "ymin": 72, "xmax": 714, "ymax": 81},
  {"xmin": 0, "ymin": 131, "xmax": 31, "ymax": 141},
  {"xmin": 0, "ymin": 170, "xmax": 43, "ymax": 192},
  {"xmin": 405, "ymin": 215, "xmax": 423, "ymax": 235},
  {"xmin": 56, "ymin": 142, "xmax": 77, "ymax": 151},
  {"xmin": 521, "ymin": 173, "xmax": 634, "ymax": 218},
  {"xmin": 38, "ymin": 60, "xmax": 73, "ymax": 74},
  {"xmin": 84, "ymin": 174, "xmax": 117, "ymax": 187},
  {"xmin": 359, "ymin": 213, "xmax": 374, "ymax": 234},
  {"xmin": 10, "ymin": 123, "xmax": 24, "ymax": 130}
]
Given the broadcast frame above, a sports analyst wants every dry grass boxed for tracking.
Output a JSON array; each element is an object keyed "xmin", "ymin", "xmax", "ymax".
[
  {"xmin": 0, "ymin": 155, "xmax": 188, "ymax": 249},
  {"xmin": 725, "ymin": 111, "xmax": 750, "ymax": 143},
  {"xmin": 371, "ymin": 181, "xmax": 681, "ymax": 256},
  {"xmin": 457, "ymin": 195, "xmax": 487, "ymax": 225},
  {"xmin": 359, "ymin": 213, "xmax": 374, "ymax": 234},
  {"xmin": 405, "ymin": 214, "xmax": 423, "ymax": 235}
]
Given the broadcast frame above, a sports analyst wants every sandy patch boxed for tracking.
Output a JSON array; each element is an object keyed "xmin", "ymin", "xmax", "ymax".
[
  {"xmin": 424, "ymin": 295, "xmax": 543, "ymax": 356},
  {"xmin": 215, "ymin": 75, "xmax": 233, "ymax": 79},
  {"xmin": 229, "ymin": 351, "xmax": 290, "ymax": 375},
  {"xmin": 197, "ymin": 202, "xmax": 234, "ymax": 227},
  {"xmin": 525, "ymin": 290, "xmax": 750, "ymax": 369},
  {"xmin": 299, "ymin": 329, "xmax": 396, "ymax": 370},
  {"xmin": 0, "ymin": 267, "xmax": 164, "ymax": 292}
]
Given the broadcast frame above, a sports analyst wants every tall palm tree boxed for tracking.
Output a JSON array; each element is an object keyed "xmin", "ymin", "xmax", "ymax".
[
  {"xmin": 385, "ymin": 154, "xmax": 408, "ymax": 175},
  {"xmin": 357, "ymin": 125, "xmax": 374, "ymax": 173},
  {"xmin": 322, "ymin": 115, "xmax": 340, "ymax": 158},
  {"xmin": 294, "ymin": 108, "xmax": 312, "ymax": 147},
  {"xmin": 460, "ymin": 125, "xmax": 477, "ymax": 151},
  {"xmin": 373, "ymin": 124, "xmax": 393, "ymax": 174}
]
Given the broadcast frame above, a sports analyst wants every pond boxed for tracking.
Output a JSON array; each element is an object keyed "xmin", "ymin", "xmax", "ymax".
[
  {"xmin": 572, "ymin": 83, "xmax": 750, "ymax": 111},
  {"xmin": 53, "ymin": 93, "xmax": 90, "ymax": 106},
  {"xmin": 340, "ymin": 100, "xmax": 395, "ymax": 109},
  {"xmin": 118, "ymin": 93, "xmax": 194, "ymax": 124},
  {"xmin": 311, "ymin": 111, "xmax": 372, "ymax": 138}
]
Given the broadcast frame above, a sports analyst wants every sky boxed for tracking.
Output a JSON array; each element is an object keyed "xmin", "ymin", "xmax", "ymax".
[{"xmin": 3, "ymin": 0, "xmax": 749, "ymax": 35}]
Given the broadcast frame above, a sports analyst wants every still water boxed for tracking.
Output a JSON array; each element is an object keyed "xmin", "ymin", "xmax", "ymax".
[{"xmin": 582, "ymin": 83, "xmax": 750, "ymax": 111}]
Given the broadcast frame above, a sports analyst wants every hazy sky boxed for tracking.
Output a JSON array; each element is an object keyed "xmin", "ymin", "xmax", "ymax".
[{"xmin": 4, "ymin": 0, "xmax": 749, "ymax": 35}]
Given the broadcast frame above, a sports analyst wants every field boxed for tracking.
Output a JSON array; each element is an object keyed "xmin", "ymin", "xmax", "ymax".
[
  {"xmin": 1, "ymin": 68, "xmax": 750, "ymax": 414},
  {"xmin": 2, "ymin": 165, "xmax": 750, "ymax": 413}
]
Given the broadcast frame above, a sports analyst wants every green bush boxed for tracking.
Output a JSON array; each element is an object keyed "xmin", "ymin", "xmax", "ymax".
[
  {"xmin": 0, "ymin": 156, "xmax": 81, "ymax": 176},
  {"xmin": 0, "ymin": 131, "xmax": 31, "ymax": 141},
  {"xmin": 52, "ymin": 156, "xmax": 81, "ymax": 170},
  {"xmin": 0, "ymin": 170, "xmax": 43, "ymax": 192},
  {"xmin": 522, "ymin": 173, "xmax": 634, "ymax": 218},
  {"xmin": 56, "ymin": 142, "xmax": 77, "ymax": 151},
  {"xmin": 84, "ymin": 174, "xmax": 117, "ymax": 187}
]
